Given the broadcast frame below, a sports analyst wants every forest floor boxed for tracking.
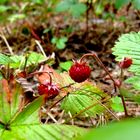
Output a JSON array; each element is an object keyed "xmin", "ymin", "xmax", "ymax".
[{"xmin": 0, "ymin": 4, "xmax": 140, "ymax": 127}]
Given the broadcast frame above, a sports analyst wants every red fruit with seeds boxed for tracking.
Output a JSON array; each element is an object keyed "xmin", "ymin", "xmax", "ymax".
[
  {"xmin": 119, "ymin": 57, "xmax": 132, "ymax": 69},
  {"xmin": 38, "ymin": 82, "xmax": 59, "ymax": 99},
  {"xmin": 69, "ymin": 62, "xmax": 91, "ymax": 83}
]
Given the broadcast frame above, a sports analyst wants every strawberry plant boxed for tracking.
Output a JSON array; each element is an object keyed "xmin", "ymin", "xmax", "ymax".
[
  {"xmin": 112, "ymin": 32, "xmax": 140, "ymax": 107},
  {"xmin": 0, "ymin": 50, "xmax": 117, "ymax": 139},
  {"xmin": 112, "ymin": 32, "xmax": 140, "ymax": 90},
  {"xmin": 1, "ymin": 31, "xmax": 140, "ymax": 139},
  {"xmin": 0, "ymin": 52, "xmax": 86, "ymax": 139}
]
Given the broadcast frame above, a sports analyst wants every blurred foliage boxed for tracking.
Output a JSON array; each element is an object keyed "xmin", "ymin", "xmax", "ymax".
[
  {"xmin": 76, "ymin": 118, "xmax": 140, "ymax": 140},
  {"xmin": 0, "ymin": 0, "xmax": 139, "ymax": 24}
]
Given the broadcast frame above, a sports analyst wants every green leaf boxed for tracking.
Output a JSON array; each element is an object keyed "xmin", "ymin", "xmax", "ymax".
[
  {"xmin": 119, "ymin": 88, "xmax": 140, "ymax": 104},
  {"xmin": 61, "ymin": 82, "xmax": 109, "ymax": 117},
  {"xmin": 125, "ymin": 76, "xmax": 140, "ymax": 90},
  {"xmin": 0, "ymin": 0, "xmax": 8, "ymax": 4},
  {"xmin": 111, "ymin": 96, "xmax": 124, "ymax": 112},
  {"xmin": 9, "ymin": 52, "xmax": 47, "ymax": 69},
  {"xmin": 59, "ymin": 61, "xmax": 73, "ymax": 71},
  {"xmin": 76, "ymin": 119, "xmax": 140, "ymax": 140},
  {"xmin": 51, "ymin": 37, "xmax": 68, "ymax": 50},
  {"xmin": 1, "ymin": 124, "xmax": 85, "ymax": 140},
  {"xmin": 8, "ymin": 14, "xmax": 26, "ymax": 22},
  {"xmin": 0, "ymin": 5, "xmax": 10, "ymax": 13},
  {"xmin": 0, "ymin": 53, "xmax": 13, "ymax": 65},
  {"xmin": 10, "ymin": 55, "xmax": 24, "ymax": 68},
  {"xmin": 112, "ymin": 32, "xmax": 140, "ymax": 90},
  {"xmin": 132, "ymin": 0, "xmax": 140, "ymax": 9},
  {"xmin": 55, "ymin": 0, "xmax": 71, "ymax": 12},
  {"xmin": 0, "ymin": 80, "xmax": 22, "ymax": 123},
  {"xmin": 115, "ymin": 0, "xmax": 131, "ymax": 9},
  {"xmin": 32, "ymin": 0, "xmax": 45, "ymax": 4},
  {"xmin": 70, "ymin": 3, "xmax": 87, "ymax": 17},
  {"xmin": 26, "ymin": 52, "xmax": 46, "ymax": 66},
  {"xmin": 11, "ymin": 96, "xmax": 43, "ymax": 125},
  {"xmin": 55, "ymin": 0, "xmax": 86, "ymax": 17}
]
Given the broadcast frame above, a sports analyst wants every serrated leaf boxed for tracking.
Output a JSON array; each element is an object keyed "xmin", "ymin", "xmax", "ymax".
[
  {"xmin": 1, "ymin": 124, "xmax": 85, "ymax": 140},
  {"xmin": 125, "ymin": 76, "xmax": 140, "ymax": 90},
  {"xmin": 27, "ymin": 52, "xmax": 45, "ymax": 65},
  {"xmin": 0, "ymin": 53, "xmax": 13, "ymax": 65},
  {"xmin": 10, "ymin": 55, "xmax": 24, "ymax": 68},
  {"xmin": 9, "ymin": 52, "xmax": 47, "ymax": 69},
  {"xmin": 61, "ymin": 82, "xmax": 109, "ymax": 117},
  {"xmin": 112, "ymin": 32, "xmax": 140, "ymax": 90},
  {"xmin": 119, "ymin": 88, "xmax": 140, "ymax": 104}
]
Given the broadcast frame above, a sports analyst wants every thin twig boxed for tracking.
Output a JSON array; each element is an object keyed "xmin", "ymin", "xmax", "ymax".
[
  {"xmin": 47, "ymin": 94, "xmax": 69, "ymax": 113},
  {"xmin": 35, "ymin": 40, "xmax": 47, "ymax": 57},
  {"xmin": 0, "ymin": 32, "xmax": 14, "ymax": 55}
]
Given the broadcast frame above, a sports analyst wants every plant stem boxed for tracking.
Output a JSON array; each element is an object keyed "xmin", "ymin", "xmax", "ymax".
[
  {"xmin": 119, "ymin": 68, "xmax": 128, "ymax": 117},
  {"xmin": 47, "ymin": 93, "xmax": 69, "ymax": 113},
  {"xmin": 86, "ymin": 0, "xmax": 89, "ymax": 34},
  {"xmin": 120, "ymin": 95, "xmax": 128, "ymax": 117},
  {"xmin": 80, "ymin": 52, "xmax": 117, "ymax": 93}
]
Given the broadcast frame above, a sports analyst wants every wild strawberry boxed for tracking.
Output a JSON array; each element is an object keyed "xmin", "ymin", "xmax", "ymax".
[
  {"xmin": 38, "ymin": 82, "xmax": 59, "ymax": 99},
  {"xmin": 69, "ymin": 61, "xmax": 91, "ymax": 83},
  {"xmin": 119, "ymin": 57, "xmax": 132, "ymax": 69}
]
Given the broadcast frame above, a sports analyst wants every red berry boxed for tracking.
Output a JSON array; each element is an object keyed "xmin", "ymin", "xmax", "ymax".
[
  {"xmin": 69, "ymin": 62, "xmax": 91, "ymax": 83},
  {"xmin": 38, "ymin": 82, "xmax": 59, "ymax": 99},
  {"xmin": 119, "ymin": 57, "xmax": 132, "ymax": 69}
]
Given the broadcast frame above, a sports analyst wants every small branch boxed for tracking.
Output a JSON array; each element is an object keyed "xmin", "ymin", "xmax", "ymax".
[{"xmin": 86, "ymin": 0, "xmax": 89, "ymax": 34}]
